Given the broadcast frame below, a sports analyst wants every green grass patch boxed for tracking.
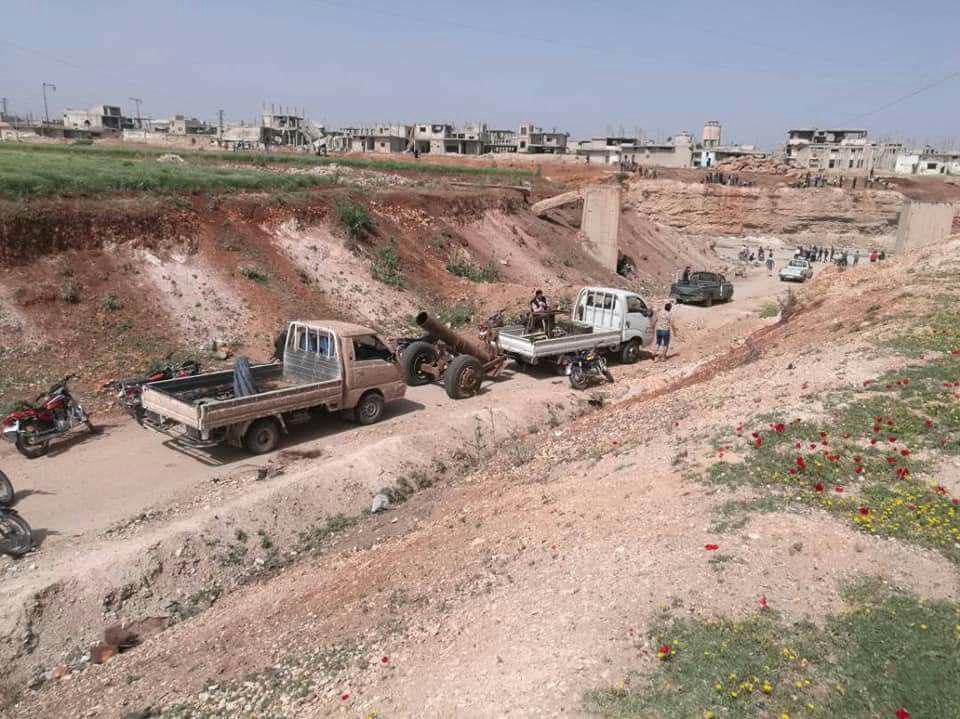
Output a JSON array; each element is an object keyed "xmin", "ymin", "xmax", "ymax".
[
  {"xmin": 705, "ymin": 354, "xmax": 960, "ymax": 561},
  {"xmin": 437, "ymin": 301, "xmax": 475, "ymax": 328},
  {"xmin": 0, "ymin": 145, "xmax": 338, "ymax": 197},
  {"xmin": 446, "ymin": 248, "xmax": 500, "ymax": 282},
  {"xmin": 758, "ymin": 301, "xmax": 780, "ymax": 319},
  {"xmin": 371, "ymin": 245, "xmax": 403, "ymax": 287},
  {"xmin": 335, "ymin": 199, "xmax": 374, "ymax": 241},
  {"xmin": 0, "ymin": 143, "xmax": 531, "ymax": 197},
  {"xmin": 586, "ymin": 580, "xmax": 960, "ymax": 718},
  {"xmin": 884, "ymin": 297, "xmax": 960, "ymax": 357}
]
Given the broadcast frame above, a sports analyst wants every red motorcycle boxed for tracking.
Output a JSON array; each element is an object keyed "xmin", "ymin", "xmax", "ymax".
[
  {"xmin": 104, "ymin": 357, "xmax": 200, "ymax": 423},
  {"xmin": 2, "ymin": 375, "xmax": 95, "ymax": 458}
]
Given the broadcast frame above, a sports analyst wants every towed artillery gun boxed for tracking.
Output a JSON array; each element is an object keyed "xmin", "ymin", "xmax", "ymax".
[{"xmin": 401, "ymin": 312, "xmax": 507, "ymax": 399}]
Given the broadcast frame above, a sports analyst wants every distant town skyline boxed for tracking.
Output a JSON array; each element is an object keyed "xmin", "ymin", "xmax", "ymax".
[{"xmin": 2, "ymin": 0, "xmax": 959, "ymax": 149}]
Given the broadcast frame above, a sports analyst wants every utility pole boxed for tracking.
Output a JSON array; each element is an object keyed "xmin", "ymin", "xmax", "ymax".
[
  {"xmin": 0, "ymin": 97, "xmax": 7, "ymax": 121},
  {"xmin": 42, "ymin": 82, "xmax": 56, "ymax": 123},
  {"xmin": 218, "ymin": 109, "xmax": 224, "ymax": 146},
  {"xmin": 129, "ymin": 97, "xmax": 143, "ymax": 130}
]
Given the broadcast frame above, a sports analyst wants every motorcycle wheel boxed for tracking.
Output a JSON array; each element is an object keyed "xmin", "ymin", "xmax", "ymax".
[
  {"xmin": 0, "ymin": 470, "xmax": 13, "ymax": 506},
  {"xmin": 15, "ymin": 421, "xmax": 49, "ymax": 459},
  {"xmin": 603, "ymin": 369, "xmax": 615, "ymax": 384},
  {"xmin": 0, "ymin": 511, "xmax": 32, "ymax": 557},
  {"xmin": 569, "ymin": 366, "xmax": 589, "ymax": 390}
]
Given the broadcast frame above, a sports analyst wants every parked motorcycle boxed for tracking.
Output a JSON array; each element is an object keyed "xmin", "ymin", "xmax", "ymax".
[
  {"xmin": 566, "ymin": 349, "xmax": 614, "ymax": 390},
  {"xmin": 105, "ymin": 357, "xmax": 201, "ymax": 422},
  {"xmin": 0, "ymin": 470, "xmax": 32, "ymax": 557},
  {"xmin": 2, "ymin": 375, "xmax": 95, "ymax": 458}
]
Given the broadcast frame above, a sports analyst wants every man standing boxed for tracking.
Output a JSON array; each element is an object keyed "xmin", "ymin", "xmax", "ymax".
[
  {"xmin": 652, "ymin": 302, "xmax": 678, "ymax": 363},
  {"xmin": 681, "ymin": 265, "xmax": 692, "ymax": 283}
]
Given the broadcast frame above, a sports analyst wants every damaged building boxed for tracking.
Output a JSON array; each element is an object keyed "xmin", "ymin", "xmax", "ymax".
[{"xmin": 785, "ymin": 128, "xmax": 901, "ymax": 174}]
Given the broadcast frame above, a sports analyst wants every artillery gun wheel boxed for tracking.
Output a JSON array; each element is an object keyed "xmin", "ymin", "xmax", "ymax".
[
  {"xmin": 401, "ymin": 341, "xmax": 438, "ymax": 386},
  {"xmin": 444, "ymin": 355, "xmax": 483, "ymax": 399}
]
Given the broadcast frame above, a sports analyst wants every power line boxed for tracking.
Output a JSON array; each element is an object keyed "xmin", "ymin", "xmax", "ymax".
[{"xmin": 837, "ymin": 70, "xmax": 960, "ymax": 126}]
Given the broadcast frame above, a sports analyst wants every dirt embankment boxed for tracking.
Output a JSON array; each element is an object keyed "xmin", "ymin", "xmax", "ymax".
[
  {"xmin": 0, "ymin": 185, "xmax": 700, "ymax": 410},
  {"xmin": 626, "ymin": 178, "xmax": 906, "ymax": 246}
]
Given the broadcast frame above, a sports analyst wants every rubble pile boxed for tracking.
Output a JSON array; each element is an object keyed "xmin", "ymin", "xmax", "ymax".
[{"xmin": 713, "ymin": 155, "xmax": 801, "ymax": 176}]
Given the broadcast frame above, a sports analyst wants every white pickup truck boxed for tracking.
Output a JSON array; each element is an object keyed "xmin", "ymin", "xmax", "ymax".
[{"xmin": 497, "ymin": 287, "xmax": 655, "ymax": 366}]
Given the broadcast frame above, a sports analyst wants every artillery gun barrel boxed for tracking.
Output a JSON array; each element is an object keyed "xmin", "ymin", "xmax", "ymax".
[{"xmin": 415, "ymin": 312, "xmax": 494, "ymax": 364}]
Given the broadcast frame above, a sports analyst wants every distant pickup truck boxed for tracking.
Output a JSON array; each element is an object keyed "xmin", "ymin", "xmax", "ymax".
[
  {"xmin": 670, "ymin": 271, "xmax": 734, "ymax": 306},
  {"xmin": 497, "ymin": 287, "xmax": 655, "ymax": 366},
  {"xmin": 779, "ymin": 258, "xmax": 814, "ymax": 282},
  {"xmin": 141, "ymin": 320, "xmax": 406, "ymax": 454}
]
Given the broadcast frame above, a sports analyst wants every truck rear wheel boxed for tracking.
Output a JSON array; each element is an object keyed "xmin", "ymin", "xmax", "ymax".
[
  {"xmin": 244, "ymin": 418, "xmax": 280, "ymax": 455},
  {"xmin": 355, "ymin": 391, "xmax": 384, "ymax": 425},
  {"xmin": 620, "ymin": 340, "xmax": 641, "ymax": 364},
  {"xmin": 444, "ymin": 355, "xmax": 483, "ymax": 399},
  {"xmin": 401, "ymin": 341, "xmax": 438, "ymax": 386}
]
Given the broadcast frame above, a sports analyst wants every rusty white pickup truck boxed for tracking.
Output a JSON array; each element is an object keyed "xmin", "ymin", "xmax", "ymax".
[{"xmin": 141, "ymin": 320, "xmax": 406, "ymax": 454}]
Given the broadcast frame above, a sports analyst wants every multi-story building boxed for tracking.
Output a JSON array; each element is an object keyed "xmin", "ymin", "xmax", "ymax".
[
  {"xmin": 62, "ymin": 104, "xmax": 134, "ymax": 132},
  {"xmin": 895, "ymin": 148, "xmax": 960, "ymax": 176},
  {"xmin": 577, "ymin": 132, "xmax": 695, "ymax": 167},
  {"xmin": 484, "ymin": 128, "xmax": 517, "ymax": 153},
  {"xmin": 517, "ymin": 123, "xmax": 568, "ymax": 154},
  {"xmin": 349, "ymin": 125, "xmax": 413, "ymax": 153},
  {"xmin": 785, "ymin": 128, "xmax": 900, "ymax": 174}
]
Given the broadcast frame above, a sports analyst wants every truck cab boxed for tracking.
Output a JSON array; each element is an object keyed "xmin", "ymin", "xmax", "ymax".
[{"xmin": 573, "ymin": 287, "xmax": 655, "ymax": 350}]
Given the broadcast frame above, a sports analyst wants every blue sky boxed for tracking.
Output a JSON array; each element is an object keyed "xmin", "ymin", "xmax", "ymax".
[{"xmin": 2, "ymin": 0, "xmax": 958, "ymax": 148}]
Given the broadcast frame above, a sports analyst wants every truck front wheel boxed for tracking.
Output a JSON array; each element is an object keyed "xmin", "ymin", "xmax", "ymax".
[
  {"xmin": 244, "ymin": 418, "xmax": 280, "ymax": 454},
  {"xmin": 444, "ymin": 355, "xmax": 483, "ymax": 399},
  {"xmin": 355, "ymin": 392, "xmax": 385, "ymax": 425}
]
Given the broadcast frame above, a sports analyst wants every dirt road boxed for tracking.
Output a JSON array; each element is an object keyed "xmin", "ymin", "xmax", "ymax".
[{"xmin": 1, "ymin": 251, "xmax": 799, "ymax": 549}]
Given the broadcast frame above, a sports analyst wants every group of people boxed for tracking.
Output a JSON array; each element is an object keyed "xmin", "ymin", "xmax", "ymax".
[
  {"xmin": 793, "ymin": 245, "xmax": 886, "ymax": 267},
  {"xmin": 616, "ymin": 160, "xmax": 658, "ymax": 178},
  {"xmin": 703, "ymin": 172, "xmax": 752, "ymax": 187},
  {"xmin": 791, "ymin": 171, "xmax": 886, "ymax": 191}
]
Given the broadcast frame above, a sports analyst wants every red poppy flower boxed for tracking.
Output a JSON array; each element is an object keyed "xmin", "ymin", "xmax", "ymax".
[
  {"xmin": 952, "ymin": 349, "xmax": 960, "ymax": 355},
  {"xmin": 788, "ymin": 468, "xmax": 797, "ymax": 475},
  {"xmin": 855, "ymin": 466, "xmax": 864, "ymax": 474},
  {"xmin": 770, "ymin": 423, "xmax": 785, "ymax": 433},
  {"xmin": 751, "ymin": 431, "xmax": 760, "ymax": 439},
  {"xmin": 870, "ymin": 438, "xmax": 878, "ymax": 445},
  {"xmin": 902, "ymin": 378, "xmax": 909, "ymax": 385},
  {"xmin": 896, "ymin": 708, "xmax": 911, "ymax": 719},
  {"xmin": 819, "ymin": 431, "xmax": 828, "ymax": 439},
  {"xmin": 796, "ymin": 456, "xmax": 806, "ymax": 468},
  {"xmin": 381, "ymin": 655, "xmax": 390, "ymax": 664},
  {"xmin": 341, "ymin": 693, "xmax": 350, "ymax": 701},
  {"xmin": 794, "ymin": 442, "xmax": 802, "ymax": 449},
  {"xmin": 859, "ymin": 506, "xmax": 869, "ymax": 516},
  {"xmin": 863, "ymin": 380, "xmax": 873, "ymax": 386},
  {"xmin": 936, "ymin": 486, "xmax": 948, "ymax": 495},
  {"xmin": 809, "ymin": 443, "xmax": 817, "ymax": 450},
  {"xmin": 888, "ymin": 436, "xmax": 897, "ymax": 443},
  {"xmin": 657, "ymin": 643, "xmax": 672, "ymax": 660},
  {"xmin": 952, "ymin": 498, "xmax": 959, "ymax": 506},
  {"xmin": 896, "ymin": 467, "xmax": 910, "ymax": 479},
  {"xmin": 853, "ymin": 455, "xmax": 862, "ymax": 463},
  {"xmin": 704, "ymin": 544, "xmax": 719, "ymax": 551},
  {"xmin": 925, "ymin": 419, "xmax": 934, "ymax": 428},
  {"xmin": 754, "ymin": 437, "xmax": 763, "ymax": 449},
  {"xmin": 900, "ymin": 449, "xmax": 910, "ymax": 457},
  {"xmin": 872, "ymin": 425, "xmax": 881, "ymax": 433},
  {"xmin": 907, "ymin": 503, "xmax": 917, "ymax": 510},
  {"xmin": 758, "ymin": 595, "xmax": 768, "ymax": 609},
  {"xmin": 873, "ymin": 416, "xmax": 883, "ymax": 422},
  {"xmin": 887, "ymin": 456, "xmax": 897, "ymax": 465},
  {"xmin": 835, "ymin": 486, "xmax": 844, "ymax": 493},
  {"xmin": 814, "ymin": 483, "xmax": 824, "ymax": 492}
]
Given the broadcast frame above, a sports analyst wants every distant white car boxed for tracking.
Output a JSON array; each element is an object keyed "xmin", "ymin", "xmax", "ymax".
[{"xmin": 779, "ymin": 258, "xmax": 814, "ymax": 282}]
